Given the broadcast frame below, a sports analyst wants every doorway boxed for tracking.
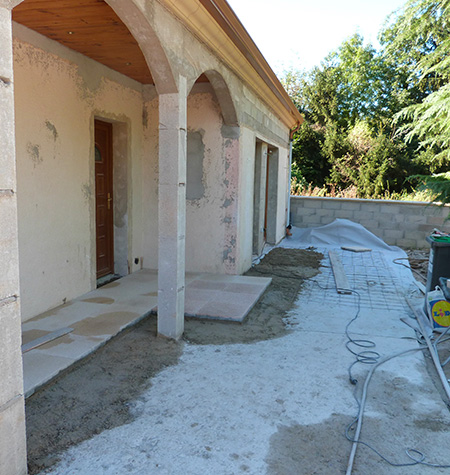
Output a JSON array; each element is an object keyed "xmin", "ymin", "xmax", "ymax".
[{"xmin": 95, "ymin": 119, "xmax": 114, "ymax": 279}]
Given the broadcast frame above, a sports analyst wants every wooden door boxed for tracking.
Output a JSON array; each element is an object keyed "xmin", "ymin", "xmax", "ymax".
[{"xmin": 95, "ymin": 120, "xmax": 114, "ymax": 278}]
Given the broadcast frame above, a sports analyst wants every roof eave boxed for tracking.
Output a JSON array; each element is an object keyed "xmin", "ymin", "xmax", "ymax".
[{"xmin": 159, "ymin": 0, "xmax": 303, "ymax": 130}]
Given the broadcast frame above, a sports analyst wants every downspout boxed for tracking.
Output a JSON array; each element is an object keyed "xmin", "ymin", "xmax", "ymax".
[{"xmin": 286, "ymin": 122, "xmax": 300, "ymax": 235}]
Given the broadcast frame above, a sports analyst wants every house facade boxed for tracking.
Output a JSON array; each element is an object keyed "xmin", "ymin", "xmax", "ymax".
[{"xmin": 0, "ymin": 0, "xmax": 302, "ymax": 472}]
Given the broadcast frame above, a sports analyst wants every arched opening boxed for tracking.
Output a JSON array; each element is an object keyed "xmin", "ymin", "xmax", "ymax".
[
  {"xmin": 189, "ymin": 71, "xmax": 238, "ymax": 127},
  {"xmin": 185, "ymin": 72, "xmax": 240, "ymax": 274}
]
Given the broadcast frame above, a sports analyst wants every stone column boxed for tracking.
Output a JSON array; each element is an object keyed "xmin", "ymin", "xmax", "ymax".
[
  {"xmin": 0, "ymin": 3, "xmax": 28, "ymax": 474},
  {"xmin": 157, "ymin": 77, "xmax": 187, "ymax": 339}
]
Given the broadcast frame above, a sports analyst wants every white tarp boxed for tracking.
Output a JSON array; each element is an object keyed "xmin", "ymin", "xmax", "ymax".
[{"xmin": 289, "ymin": 218, "xmax": 400, "ymax": 252}]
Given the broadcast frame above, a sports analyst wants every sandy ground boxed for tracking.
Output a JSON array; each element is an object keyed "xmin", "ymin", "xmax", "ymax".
[
  {"xmin": 26, "ymin": 248, "xmax": 322, "ymax": 474},
  {"xmin": 25, "ymin": 243, "xmax": 450, "ymax": 475}
]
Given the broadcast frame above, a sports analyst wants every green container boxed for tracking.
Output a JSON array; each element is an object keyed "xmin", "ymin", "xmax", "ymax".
[{"xmin": 425, "ymin": 236, "xmax": 450, "ymax": 294}]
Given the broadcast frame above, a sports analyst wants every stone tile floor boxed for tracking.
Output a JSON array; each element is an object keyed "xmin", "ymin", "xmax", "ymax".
[{"xmin": 21, "ymin": 269, "xmax": 271, "ymax": 397}]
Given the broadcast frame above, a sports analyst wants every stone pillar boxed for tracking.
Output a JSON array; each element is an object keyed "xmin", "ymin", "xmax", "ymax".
[
  {"xmin": 0, "ymin": 3, "xmax": 28, "ymax": 475},
  {"xmin": 157, "ymin": 77, "xmax": 187, "ymax": 339}
]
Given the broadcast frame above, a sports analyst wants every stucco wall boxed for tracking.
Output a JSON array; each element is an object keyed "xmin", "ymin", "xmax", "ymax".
[
  {"xmin": 13, "ymin": 24, "xmax": 146, "ymax": 321},
  {"xmin": 185, "ymin": 87, "xmax": 236, "ymax": 273},
  {"xmin": 290, "ymin": 196, "xmax": 450, "ymax": 248},
  {"xmin": 13, "ymin": 1, "xmax": 294, "ymax": 321}
]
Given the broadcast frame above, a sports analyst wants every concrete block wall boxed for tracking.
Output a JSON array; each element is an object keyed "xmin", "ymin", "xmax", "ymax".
[{"xmin": 290, "ymin": 196, "xmax": 450, "ymax": 249}]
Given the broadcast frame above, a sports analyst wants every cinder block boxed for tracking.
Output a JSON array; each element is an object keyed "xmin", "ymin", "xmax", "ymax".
[
  {"xmin": 384, "ymin": 229, "xmax": 404, "ymax": 239},
  {"xmin": 381, "ymin": 204, "xmax": 403, "ymax": 215},
  {"xmin": 334, "ymin": 210, "xmax": 354, "ymax": 219},
  {"xmin": 423, "ymin": 205, "xmax": 445, "ymax": 217},
  {"xmin": 400, "ymin": 222, "xmax": 425, "ymax": 233},
  {"xmin": 340, "ymin": 201, "xmax": 361, "ymax": 211},
  {"xmin": 402, "ymin": 214, "xmax": 427, "ymax": 225},
  {"xmin": 427, "ymin": 216, "xmax": 447, "ymax": 226},
  {"xmin": 316, "ymin": 209, "xmax": 335, "ymax": 217},
  {"xmin": 393, "ymin": 214, "xmax": 406, "ymax": 223},
  {"xmin": 353, "ymin": 210, "xmax": 374, "ymax": 221},
  {"xmin": 301, "ymin": 215, "xmax": 322, "ymax": 226},
  {"xmin": 295, "ymin": 206, "xmax": 304, "ymax": 217},
  {"xmin": 404, "ymin": 230, "xmax": 428, "ymax": 242},
  {"xmin": 376, "ymin": 212, "xmax": 395, "ymax": 223},
  {"xmin": 397, "ymin": 238, "xmax": 417, "ymax": 248},
  {"xmin": 360, "ymin": 203, "xmax": 381, "ymax": 213},
  {"xmin": 414, "ymin": 239, "xmax": 429, "ymax": 249},
  {"xmin": 439, "ymin": 206, "xmax": 450, "ymax": 218},
  {"xmin": 321, "ymin": 200, "xmax": 342, "ymax": 210},
  {"xmin": 291, "ymin": 215, "xmax": 302, "ymax": 226},
  {"xmin": 290, "ymin": 197, "xmax": 304, "ymax": 208},
  {"xmin": 320, "ymin": 216, "xmax": 335, "ymax": 225},
  {"xmin": 382, "ymin": 235, "xmax": 396, "ymax": 246},
  {"xmin": 303, "ymin": 199, "xmax": 322, "ymax": 209},
  {"xmin": 418, "ymin": 224, "xmax": 435, "ymax": 233},
  {"xmin": 359, "ymin": 220, "xmax": 379, "ymax": 231},
  {"xmin": 299, "ymin": 208, "xmax": 319, "ymax": 218}
]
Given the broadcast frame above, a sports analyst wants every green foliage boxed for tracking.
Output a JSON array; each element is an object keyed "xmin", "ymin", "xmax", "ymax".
[
  {"xmin": 283, "ymin": 0, "xmax": 450, "ymax": 202},
  {"xmin": 383, "ymin": 0, "xmax": 450, "ymax": 201},
  {"xmin": 381, "ymin": 0, "xmax": 450, "ymax": 93},
  {"xmin": 409, "ymin": 172, "xmax": 450, "ymax": 203},
  {"xmin": 291, "ymin": 123, "xmax": 328, "ymax": 185},
  {"xmin": 284, "ymin": 32, "xmax": 419, "ymax": 199}
]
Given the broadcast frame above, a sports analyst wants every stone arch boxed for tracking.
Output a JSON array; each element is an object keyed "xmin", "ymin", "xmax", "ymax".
[
  {"xmin": 191, "ymin": 70, "xmax": 239, "ymax": 127},
  {"xmin": 105, "ymin": 0, "xmax": 177, "ymax": 94}
]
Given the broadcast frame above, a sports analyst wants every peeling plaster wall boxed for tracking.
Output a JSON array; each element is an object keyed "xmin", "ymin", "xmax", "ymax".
[
  {"xmin": 185, "ymin": 88, "xmax": 239, "ymax": 274},
  {"xmin": 139, "ymin": 0, "xmax": 291, "ymax": 273},
  {"xmin": 13, "ymin": 24, "xmax": 145, "ymax": 321},
  {"xmin": 148, "ymin": 0, "xmax": 292, "ymax": 273}
]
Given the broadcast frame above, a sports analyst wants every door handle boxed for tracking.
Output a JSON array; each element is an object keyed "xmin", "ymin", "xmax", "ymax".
[{"xmin": 107, "ymin": 193, "xmax": 112, "ymax": 210}]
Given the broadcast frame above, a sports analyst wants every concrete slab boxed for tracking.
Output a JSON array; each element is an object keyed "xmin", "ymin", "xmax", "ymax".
[
  {"xmin": 184, "ymin": 275, "xmax": 271, "ymax": 322},
  {"xmin": 22, "ymin": 270, "xmax": 271, "ymax": 397},
  {"xmin": 27, "ymin": 228, "xmax": 450, "ymax": 474}
]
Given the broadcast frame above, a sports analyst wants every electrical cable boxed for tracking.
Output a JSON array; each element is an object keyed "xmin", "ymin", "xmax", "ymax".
[
  {"xmin": 251, "ymin": 239, "xmax": 267, "ymax": 265},
  {"xmin": 253, "ymin": 250, "xmax": 450, "ymax": 471},
  {"xmin": 308, "ymin": 269, "xmax": 450, "ymax": 473},
  {"xmin": 393, "ymin": 257, "xmax": 427, "ymax": 281}
]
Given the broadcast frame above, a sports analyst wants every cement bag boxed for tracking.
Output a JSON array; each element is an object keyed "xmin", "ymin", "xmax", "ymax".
[{"xmin": 427, "ymin": 287, "xmax": 450, "ymax": 330}]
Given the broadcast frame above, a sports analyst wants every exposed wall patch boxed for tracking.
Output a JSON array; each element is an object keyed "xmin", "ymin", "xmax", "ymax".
[
  {"xmin": 186, "ymin": 131, "xmax": 205, "ymax": 200},
  {"xmin": 27, "ymin": 142, "xmax": 42, "ymax": 167},
  {"xmin": 45, "ymin": 120, "xmax": 58, "ymax": 141}
]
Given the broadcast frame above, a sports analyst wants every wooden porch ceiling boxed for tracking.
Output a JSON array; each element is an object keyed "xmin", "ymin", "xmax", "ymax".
[{"xmin": 12, "ymin": 0, "xmax": 154, "ymax": 84}]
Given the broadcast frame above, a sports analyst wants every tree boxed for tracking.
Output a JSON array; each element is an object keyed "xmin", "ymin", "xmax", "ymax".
[
  {"xmin": 382, "ymin": 0, "xmax": 450, "ymax": 200},
  {"xmin": 284, "ymin": 33, "xmax": 417, "ymax": 197}
]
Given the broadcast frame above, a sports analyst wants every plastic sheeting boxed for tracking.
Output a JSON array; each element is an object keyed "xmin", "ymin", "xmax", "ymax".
[{"xmin": 291, "ymin": 219, "xmax": 400, "ymax": 252}]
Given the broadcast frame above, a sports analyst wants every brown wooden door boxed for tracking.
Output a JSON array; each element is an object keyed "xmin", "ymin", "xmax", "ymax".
[{"xmin": 95, "ymin": 120, "xmax": 114, "ymax": 278}]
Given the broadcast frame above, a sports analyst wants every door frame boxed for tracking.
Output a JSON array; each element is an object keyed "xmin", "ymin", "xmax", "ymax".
[{"xmin": 95, "ymin": 119, "xmax": 114, "ymax": 279}]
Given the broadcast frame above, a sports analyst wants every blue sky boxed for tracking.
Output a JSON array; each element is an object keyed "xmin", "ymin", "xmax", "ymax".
[{"xmin": 227, "ymin": 0, "xmax": 408, "ymax": 76}]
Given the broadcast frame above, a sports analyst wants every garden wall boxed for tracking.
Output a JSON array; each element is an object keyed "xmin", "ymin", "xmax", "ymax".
[{"xmin": 290, "ymin": 196, "xmax": 450, "ymax": 249}]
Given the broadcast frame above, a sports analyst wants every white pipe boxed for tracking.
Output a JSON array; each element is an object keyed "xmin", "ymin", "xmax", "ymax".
[{"xmin": 407, "ymin": 299, "xmax": 450, "ymax": 402}]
